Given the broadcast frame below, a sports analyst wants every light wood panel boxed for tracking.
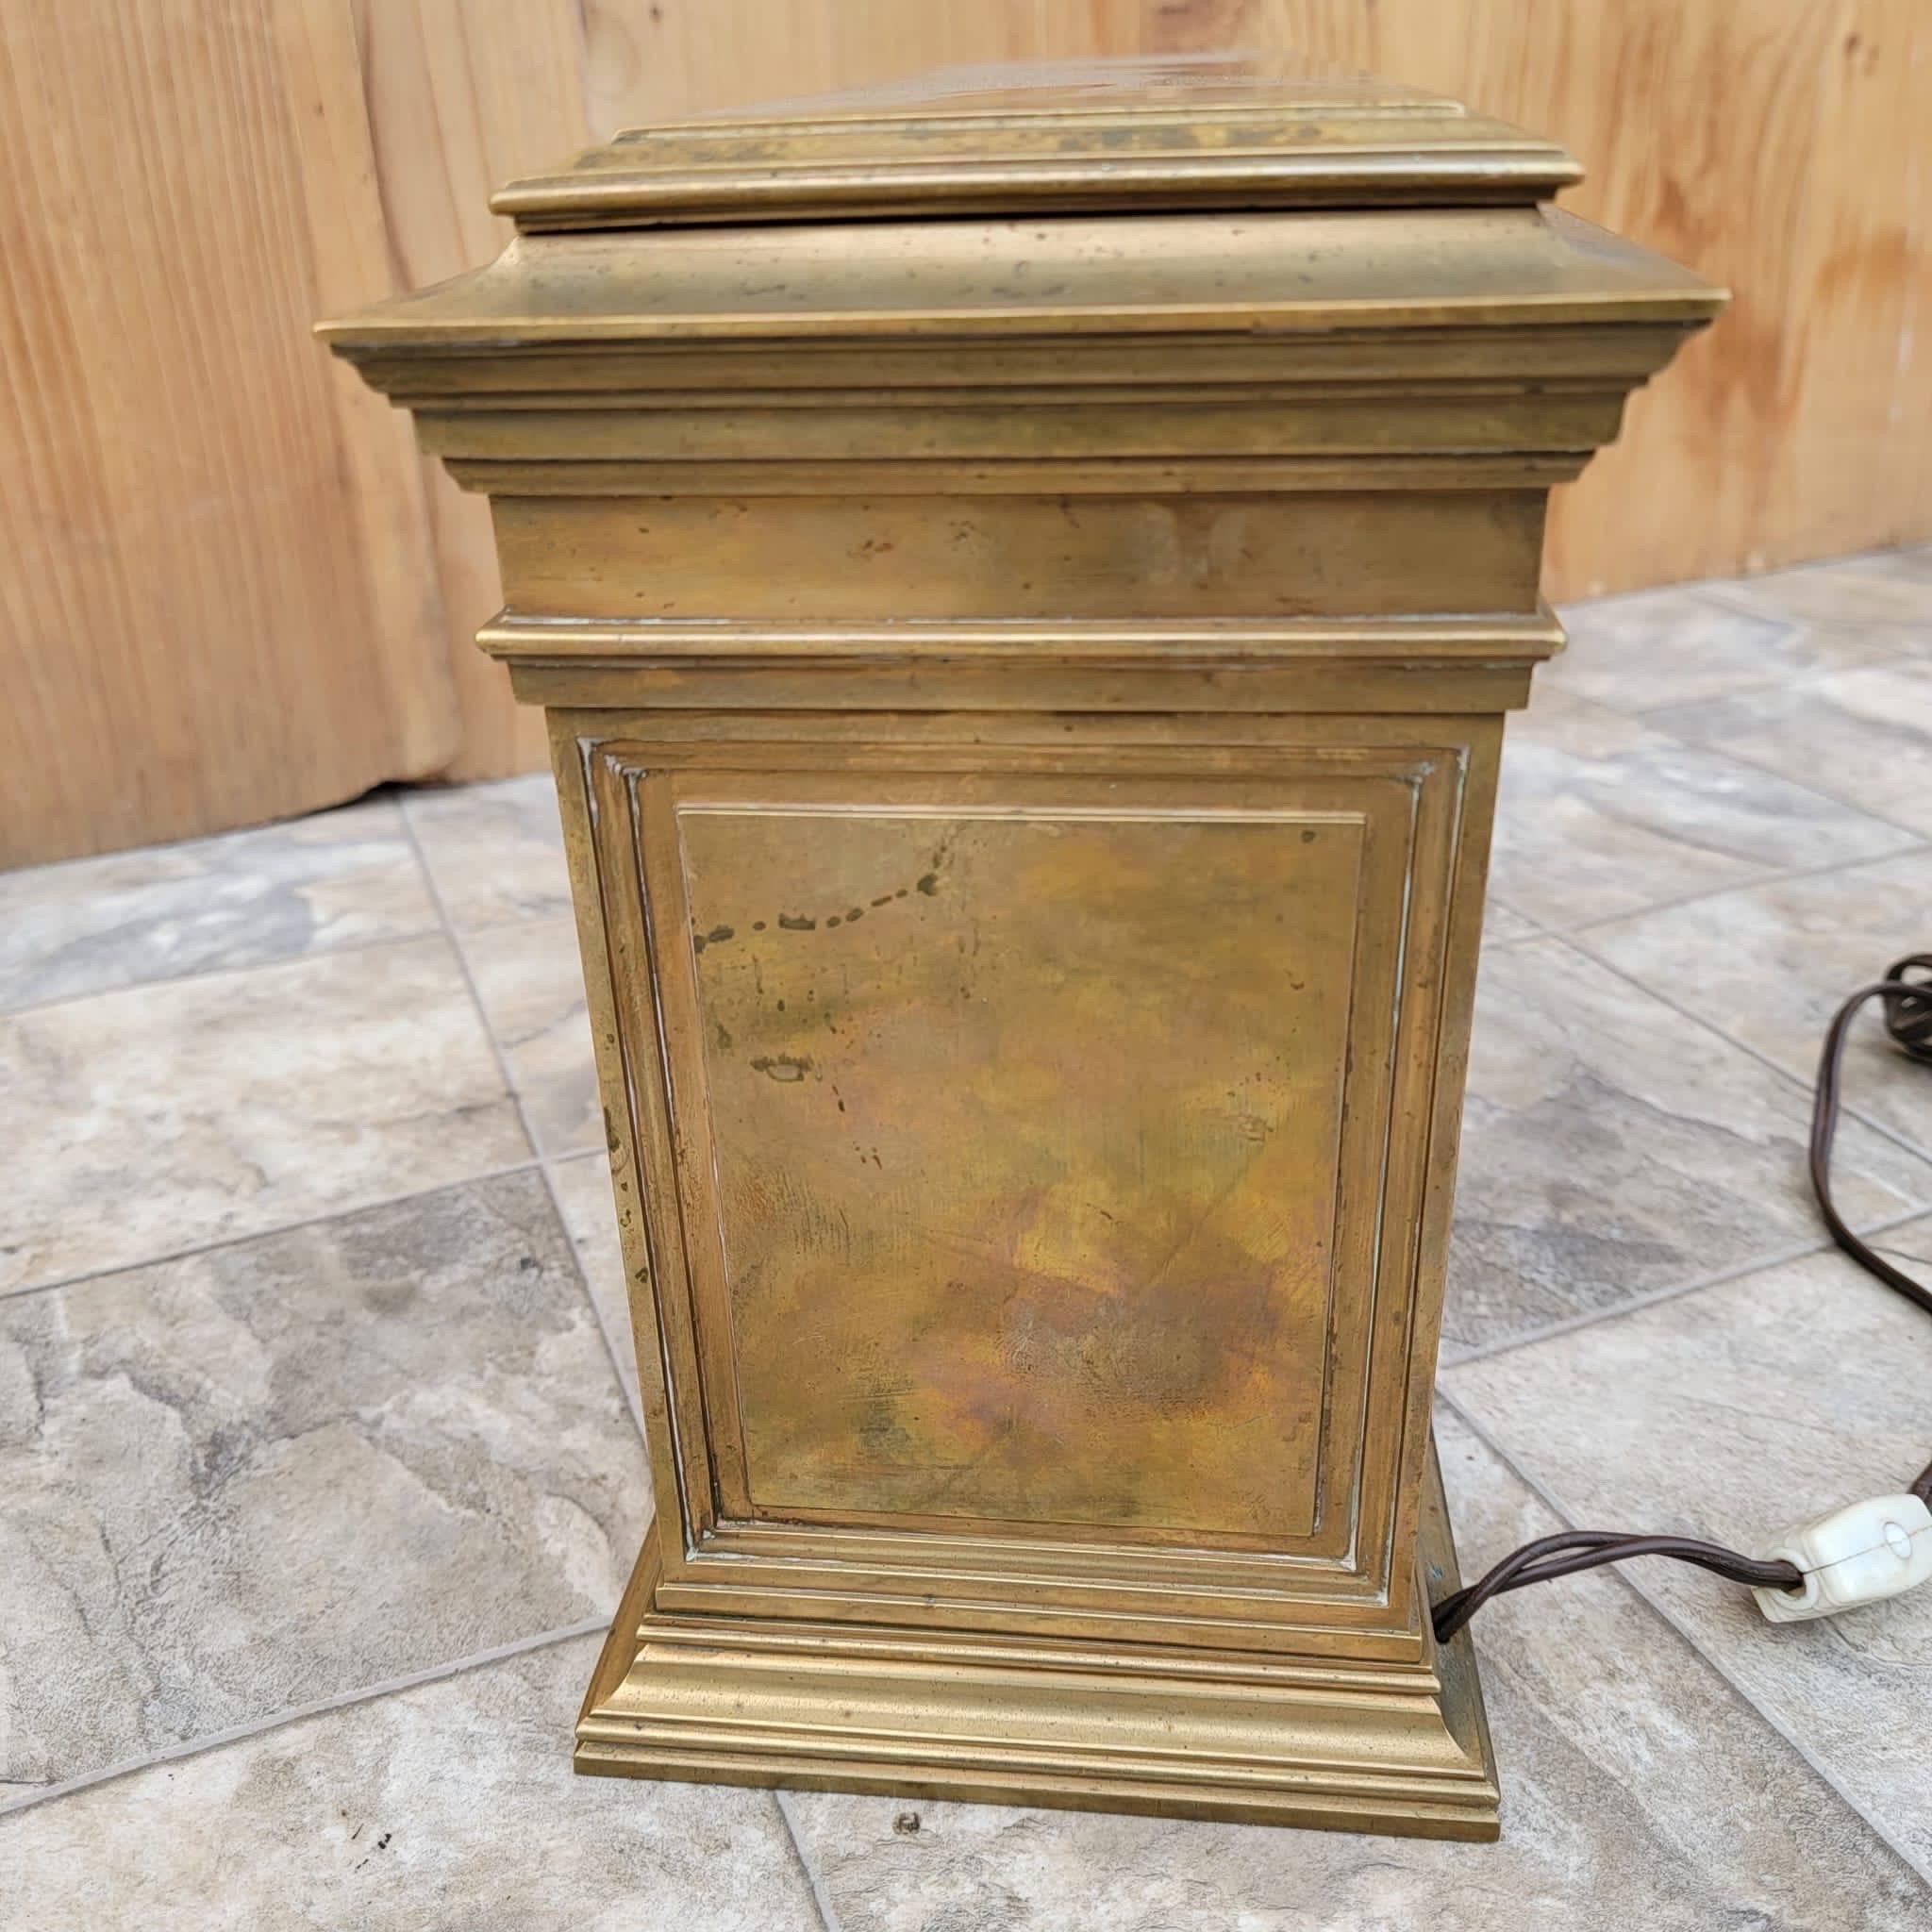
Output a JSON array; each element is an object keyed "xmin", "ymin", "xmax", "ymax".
[
  {"xmin": 6, "ymin": 1, "xmax": 1928, "ymax": 861},
  {"xmin": 0, "ymin": 1, "xmax": 457, "ymax": 865},
  {"xmin": 347, "ymin": 0, "xmax": 591, "ymax": 780}
]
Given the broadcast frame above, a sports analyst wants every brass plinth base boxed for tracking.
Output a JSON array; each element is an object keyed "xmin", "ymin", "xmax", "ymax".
[{"xmin": 575, "ymin": 1441, "xmax": 1499, "ymax": 1840}]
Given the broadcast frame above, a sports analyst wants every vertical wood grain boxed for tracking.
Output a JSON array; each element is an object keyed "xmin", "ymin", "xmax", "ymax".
[
  {"xmin": 348, "ymin": 0, "xmax": 591, "ymax": 781},
  {"xmin": 1774, "ymin": 0, "xmax": 1932, "ymax": 561},
  {"xmin": 0, "ymin": 1, "xmax": 458, "ymax": 865}
]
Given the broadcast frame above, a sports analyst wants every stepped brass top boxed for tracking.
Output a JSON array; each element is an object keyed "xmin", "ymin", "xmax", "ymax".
[
  {"xmin": 321, "ymin": 57, "xmax": 1719, "ymax": 358},
  {"xmin": 491, "ymin": 56, "xmax": 1583, "ymax": 231}
]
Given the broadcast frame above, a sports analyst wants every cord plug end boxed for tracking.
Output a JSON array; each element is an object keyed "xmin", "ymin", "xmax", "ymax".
[{"xmin": 1755, "ymin": 1494, "xmax": 1932, "ymax": 1623}]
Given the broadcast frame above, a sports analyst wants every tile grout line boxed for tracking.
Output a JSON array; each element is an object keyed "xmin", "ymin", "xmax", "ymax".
[
  {"xmin": 514, "ymin": 1144, "xmax": 648, "ymax": 1447},
  {"xmin": 1437, "ymin": 1390, "xmax": 1932, "ymax": 1895},
  {"xmin": 1554, "ymin": 575, "xmax": 1932, "ymax": 722},
  {"xmin": 1442, "ymin": 1199, "xmax": 1930, "ymax": 1372},
  {"xmin": 1693, "ymin": 565, "xmax": 1932, "ymax": 625},
  {"xmin": 1524, "ymin": 590, "xmax": 1932, "ymax": 850},
  {"xmin": 0, "ymin": 1617, "xmax": 609, "ymax": 1824},
  {"xmin": 1615, "ymin": 639, "xmax": 1932, "ymax": 719},
  {"xmin": 396, "ymin": 809, "xmax": 646, "ymax": 1440},
  {"xmin": 1581, "ymin": 665, "xmax": 1932, "ymax": 850},
  {"xmin": 1481, "ymin": 892, "xmax": 1554, "ymax": 949},
  {"xmin": 1653, "ymin": 693, "xmax": 1920, "ymax": 855},
  {"xmin": 1554, "ymin": 932, "xmax": 1932, "ymax": 1171},
  {"xmin": 0, "ymin": 1157, "xmax": 548, "ymax": 1308},
  {"xmin": 544, "ymin": 1156, "xmax": 650, "ymax": 1442},
  {"xmin": 0, "ymin": 924, "xmax": 447, "ymax": 1027},
  {"xmin": 774, "ymin": 1789, "xmax": 849, "ymax": 1932},
  {"xmin": 1541, "ymin": 840, "xmax": 1932, "ymax": 947},
  {"xmin": 1442, "ymin": 1237, "xmax": 1827, "ymax": 1370}
]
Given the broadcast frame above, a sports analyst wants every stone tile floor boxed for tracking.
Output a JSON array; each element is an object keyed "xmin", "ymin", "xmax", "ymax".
[{"xmin": 2, "ymin": 546, "xmax": 1929, "ymax": 1928}]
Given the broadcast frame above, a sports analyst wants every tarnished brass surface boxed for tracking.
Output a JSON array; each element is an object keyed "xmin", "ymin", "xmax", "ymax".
[
  {"xmin": 323, "ymin": 57, "xmax": 1719, "ymax": 1838},
  {"xmin": 574, "ymin": 1441, "xmax": 1501, "ymax": 1838},
  {"xmin": 495, "ymin": 65, "xmax": 1580, "ymax": 229},
  {"xmin": 683, "ymin": 791, "xmax": 1355, "ymax": 1539}
]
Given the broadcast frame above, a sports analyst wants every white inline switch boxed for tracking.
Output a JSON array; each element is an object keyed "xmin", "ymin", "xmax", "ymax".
[{"xmin": 1756, "ymin": 1493, "xmax": 1932, "ymax": 1623}]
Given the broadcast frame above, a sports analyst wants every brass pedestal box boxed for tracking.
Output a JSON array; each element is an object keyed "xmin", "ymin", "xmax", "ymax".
[{"xmin": 325, "ymin": 59, "xmax": 1718, "ymax": 1839}]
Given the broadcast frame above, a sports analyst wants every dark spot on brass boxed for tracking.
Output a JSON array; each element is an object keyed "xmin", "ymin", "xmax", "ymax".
[
  {"xmin": 750, "ymin": 1054, "xmax": 812, "ymax": 1083},
  {"xmin": 871, "ymin": 894, "xmax": 893, "ymax": 908},
  {"xmin": 845, "ymin": 908, "xmax": 863, "ymax": 922},
  {"xmin": 778, "ymin": 913, "xmax": 815, "ymax": 931},
  {"xmin": 752, "ymin": 920, "xmax": 766, "ymax": 932},
  {"xmin": 916, "ymin": 874, "xmax": 940, "ymax": 896},
  {"xmin": 826, "ymin": 915, "xmax": 841, "ymax": 928},
  {"xmin": 714, "ymin": 1021, "xmax": 733, "ymax": 1050},
  {"xmin": 707, "ymin": 925, "xmax": 733, "ymax": 944},
  {"xmin": 1301, "ymin": 828, "xmax": 1317, "ymax": 844}
]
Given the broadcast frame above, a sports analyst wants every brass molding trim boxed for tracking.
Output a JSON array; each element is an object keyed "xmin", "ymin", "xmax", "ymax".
[
  {"xmin": 575, "ymin": 1441, "xmax": 1501, "ymax": 1840},
  {"xmin": 479, "ymin": 611, "xmax": 1567, "ymax": 666},
  {"xmin": 442, "ymin": 454, "xmax": 1596, "ymax": 496},
  {"xmin": 318, "ymin": 208, "xmax": 1722, "ymax": 358},
  {"xmin": 486, "ymin": 614, "xmax": 1561, "ymax": 713}
]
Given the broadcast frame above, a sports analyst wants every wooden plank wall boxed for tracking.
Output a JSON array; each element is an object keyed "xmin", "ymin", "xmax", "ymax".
[{"xmin": 4, "ymin": 1, "xmax": 1927, "ymax": 864}]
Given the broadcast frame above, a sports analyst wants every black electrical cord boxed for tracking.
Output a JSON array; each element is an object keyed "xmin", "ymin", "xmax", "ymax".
[{"xmin": 1433, "ymin": 953, "xmax": 1932, "ymax": 1646}]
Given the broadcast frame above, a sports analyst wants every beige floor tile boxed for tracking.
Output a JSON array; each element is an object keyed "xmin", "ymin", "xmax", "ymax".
[
  {"xmin": 0, "ymin": 797, "xmax": 439, "ymax": 1015},
  {"xmin": 1542, "ymin": 584, "xmax": 1906, "ymax": 713},
  {"xmin": 1702, "ymin": 547, "xmax": 1932, "ymax": 630},
  {"xmin": 461, "ymin": 914, "xmax": 601, "ymax": 1158},
  {"xmin": 0, "ymin": 1173, "xmax": 648, "ymax": 1800},
  {"xmin": 781, "ymin": 1408, "xmax": 1929, "ymax": 1931},
  {"xmin": 1576, "ymin": 850, "xmax": 1932, "ymax": 1156},
  {"xmin": 1649, "ymin": 660, "xmax": 1932, "ymax": 839},
  {"xmin": 1489, "ymin": 689, "xmax": 1911, "ymax": 931},
  {"xmin": 0, "ymin": 1638, "xmax": 820, "ymax": 1932},
  {"xmin": 1446, "ymin": 938, "xmax": 1932, "ymax": 1354},
  {"xmin": 1446, "ymin": 1218, "xmax": 1932, "ymax": 1877},
  {"xmin": 547, "ymin": 1153, "xmax": 644, "ymax": 1429},
  {"xmin": 1482, "ymin": 897, "xmax": 1541, "ymax": 946},
  {"xmin": 1, "ymin": 937, "xmax": 528, "ymax": 1295},
  {"xmin": 403, "ymin": 775, "xmax": 573, "ymax": 933}
]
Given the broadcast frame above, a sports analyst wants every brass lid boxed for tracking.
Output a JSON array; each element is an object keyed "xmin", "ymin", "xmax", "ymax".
[
  {"xmin": 320, "ymin": 57, "xmax": 1721, "ymax": 359},
  {"xmin": 494, "ymin": 56, "xmax": 1582, "ymax": 232}
]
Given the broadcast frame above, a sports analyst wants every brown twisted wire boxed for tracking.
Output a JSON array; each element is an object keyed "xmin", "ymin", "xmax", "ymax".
[{"xmin": 1434, "ymin": 954, "xmax": 1932, "ymax": 1645}]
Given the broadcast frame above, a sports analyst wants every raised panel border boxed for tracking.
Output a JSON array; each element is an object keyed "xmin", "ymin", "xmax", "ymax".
[{"xmin": 552, "ymin": 710, "xmax": 1492, "ymax": 1658}]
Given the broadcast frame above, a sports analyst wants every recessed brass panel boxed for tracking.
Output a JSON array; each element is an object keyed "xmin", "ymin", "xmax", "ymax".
[{"xmin": 675, "ymin": 794, "xmax": 1362, "ymax": 1541}]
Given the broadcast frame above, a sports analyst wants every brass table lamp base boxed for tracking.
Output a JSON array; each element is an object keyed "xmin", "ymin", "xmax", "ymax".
[{"xmin": 323, "ymin": 56, "xmax": 1718, "ymax": 1841}]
